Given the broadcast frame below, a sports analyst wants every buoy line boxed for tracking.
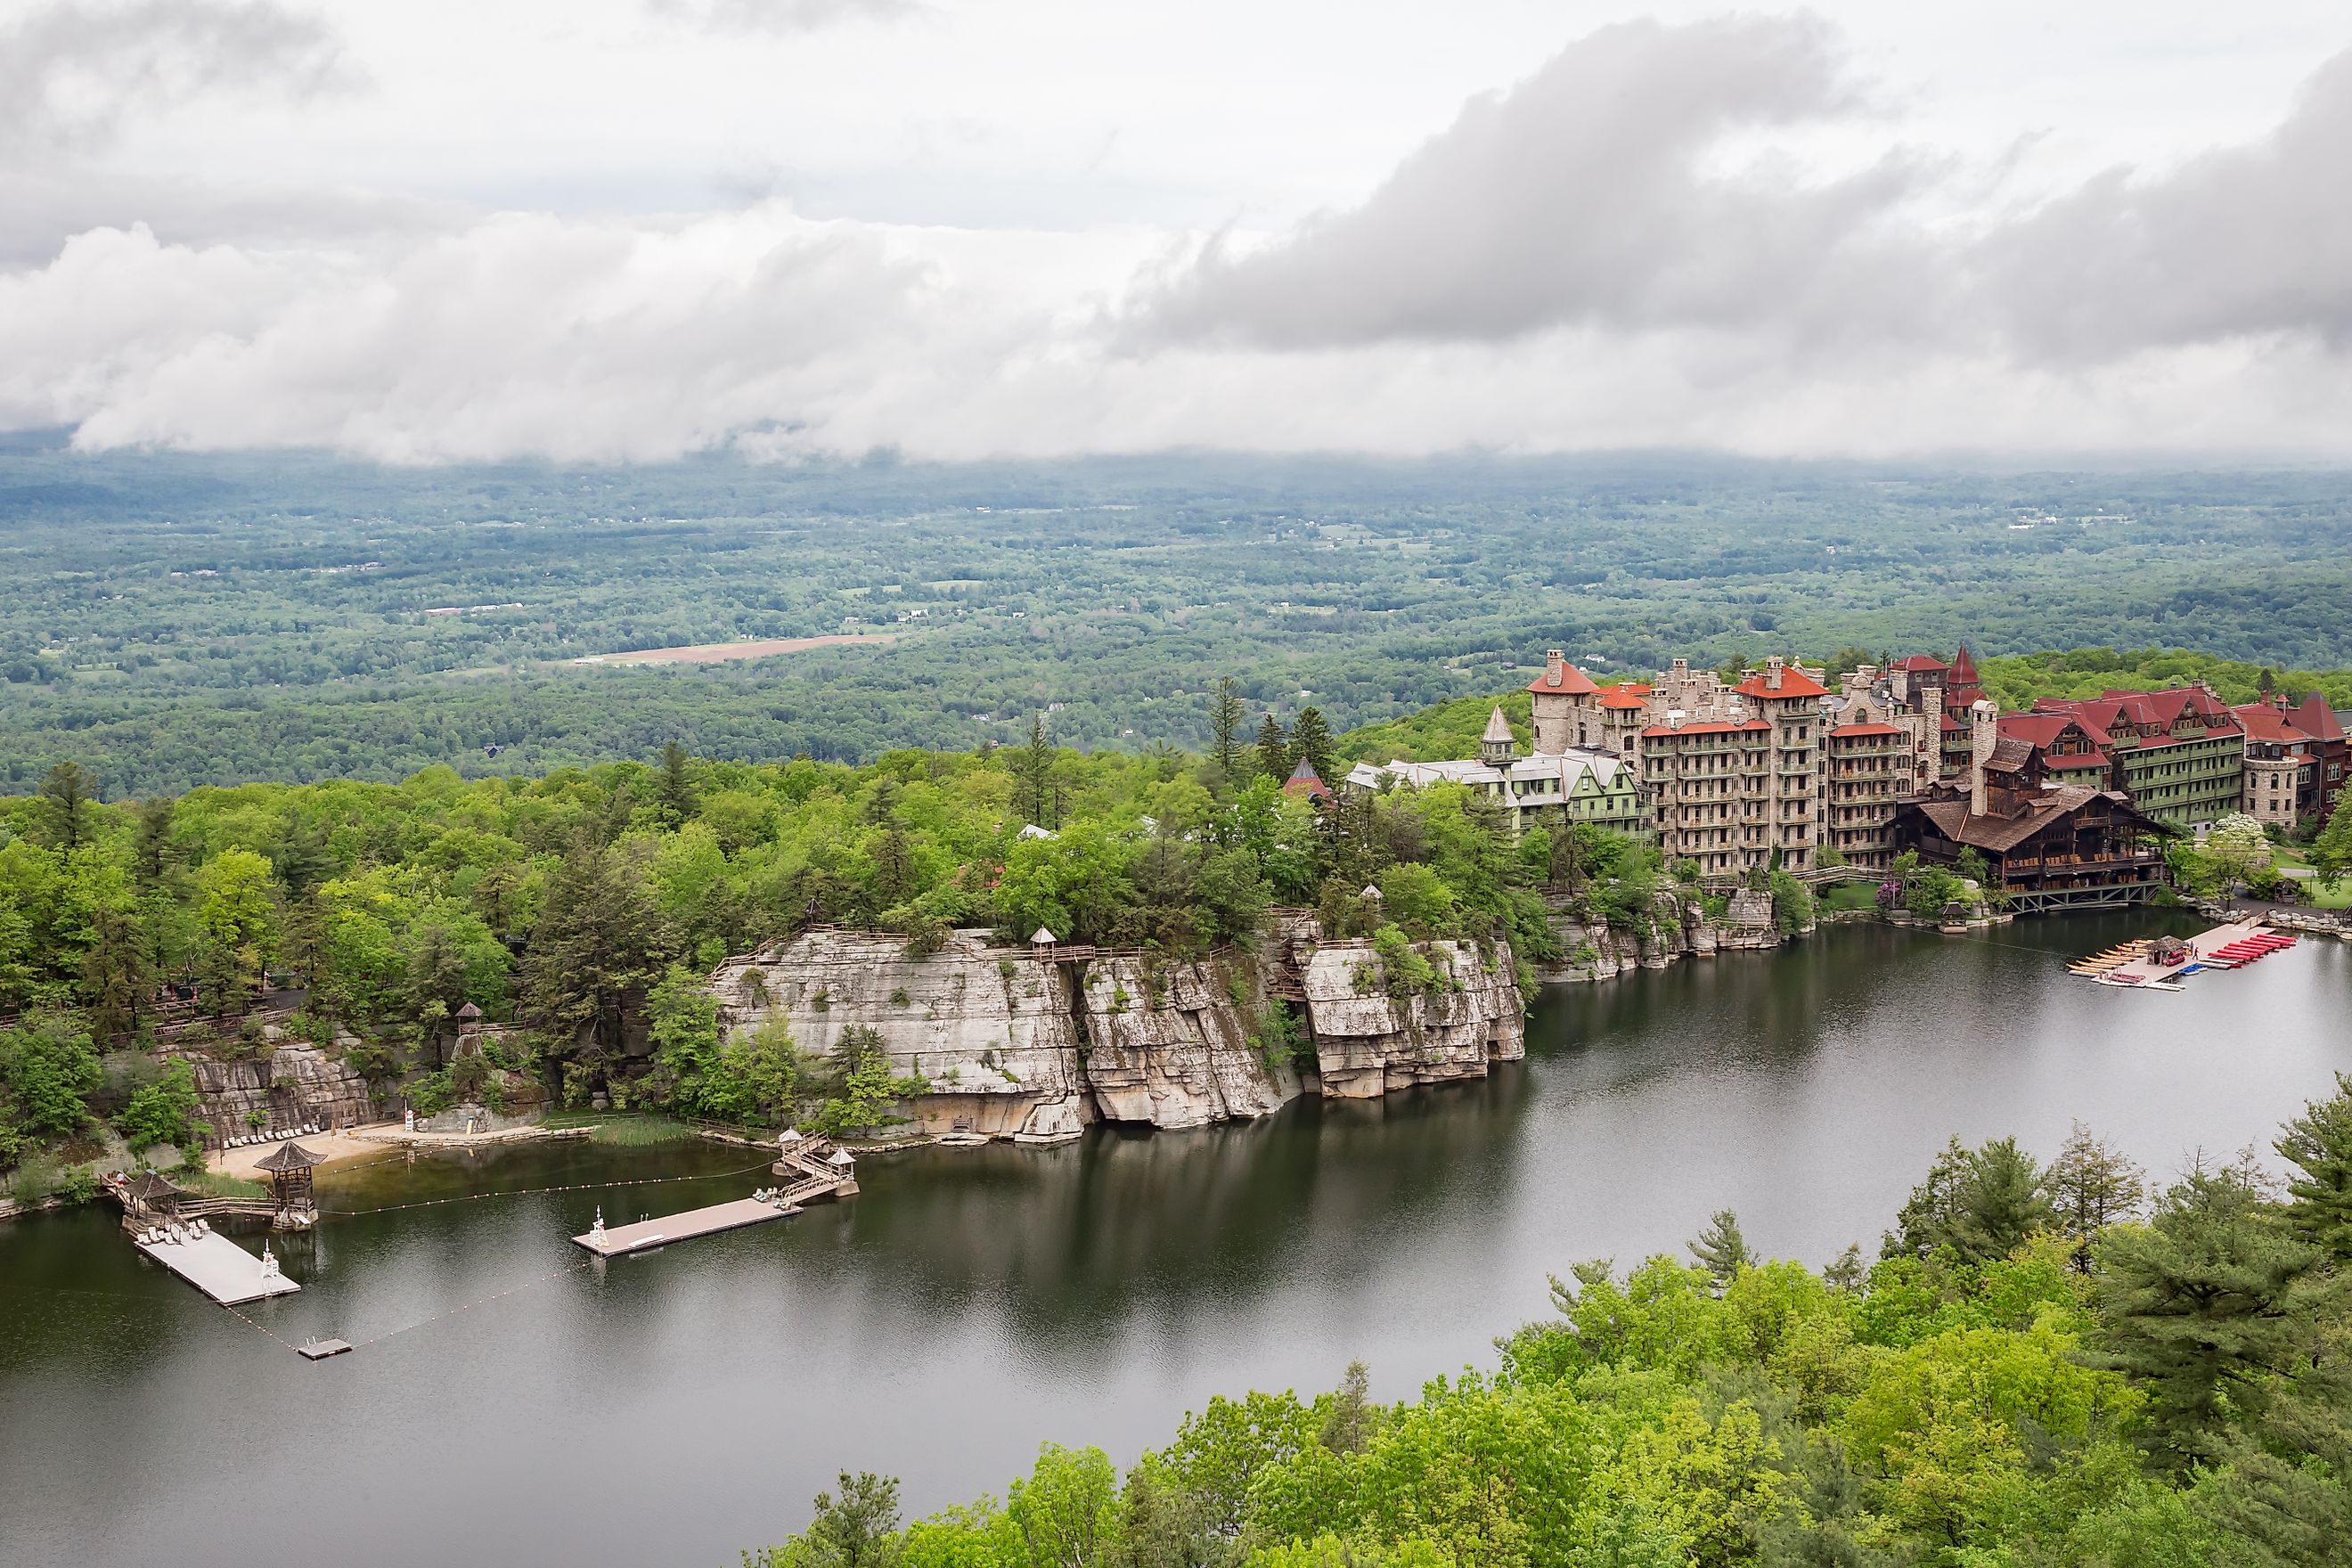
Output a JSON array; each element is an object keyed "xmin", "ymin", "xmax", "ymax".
[{"xmin": 316, "ymin": 1158, "xmax": 775, "ymax": 1218}]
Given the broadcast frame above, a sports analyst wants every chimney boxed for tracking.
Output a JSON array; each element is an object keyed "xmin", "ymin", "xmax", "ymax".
[
  {"xmin": 1970, "ymin": 699, "xmax": 1997, "ymax": 817},
  {"xmin": 1766, "ymin": 655, "xmax": 1784, "ymax": 692},
  {"xmin": 1546, "ymin": 649, "xmax": 1564, "ymax": 688}
]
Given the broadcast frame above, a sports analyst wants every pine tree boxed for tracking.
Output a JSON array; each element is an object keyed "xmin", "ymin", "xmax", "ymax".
[
  {"xmin": 1253, "ymin": 713, "xmax": 1290, "ymax": 781},
  {"xmin": 1289, "ymin": 706, "xmax": 1335, "ymax": 785},
  {"xmin": 2094, "ymin": 1166, "xmax": 2338, "ymax": 1466},
  {"xmin": 133, "ymin": 797, "xmax": 179, "ymax": 888},
  {"xmin": 2046, "ymin": 1120, "xmax": 2146, "ymax": 1264},
  {"xmin": 1689, "ymin": 1208, "xmax": 1753, "ymax": 1286},
  {"xmin": 657, "ymin": 739, "xmax": 696, "ymax": 826},
  {"xmin": 40, "ymin": 760, "xmax": 95, "ymax": 852},
  {"xmin": 1018, "ymin": 715, "xmax": 1056, "ymax": 828},
  {"xmin": 2278, "ymin": 1071, "xmax": 2352, "ymax": 1262},
  {"xmin": 1208, "ymin": 676, "xmax": 1245, "ymax": 782},
  {"xmin": 1887, "ymin": 1134, "xmax": 2054, "ymax": 1263}
]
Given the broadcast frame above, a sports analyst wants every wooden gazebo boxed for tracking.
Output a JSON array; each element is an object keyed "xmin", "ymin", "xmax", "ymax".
[
  {"xmin": 122, "ymin": 1170, "xmax": 182, "ymax": 1221},
  {"xmin": 252, "ymin": 1140, "xmax": 321, "ymax": 1228}
]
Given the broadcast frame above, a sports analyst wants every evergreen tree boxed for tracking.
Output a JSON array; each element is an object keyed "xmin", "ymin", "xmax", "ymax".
[
  {"xmin": 1887, "ymin": 1134, "xmax": 2054, "ymax": 1263},
  {"xmin": 1288, "ymin": 706, "xmax": 1335, "ymax": 785},
  {"xmin": 132, "ymin": 797, "xmax": 179, "ymax": 888},
  {"xmin": 2094, "ymin": 1166, "xmax": 2338, "ymax": 1466},
  {"xmin": 1252, "ymin": 713, "xmax": 1290, "ymax": 782},
  {"xmin": 1208, "ymin": 676, "xmax": 1245, "ymax": 784},
  {"xmin": 1018, "ymin": 715, "xmax": 1056, "ymax": 829},
  {"xmin": 519, "ymin": 840, "xmax": 673, "ymax": 1063},
  {"xmin": 657, "ymin": 739, "xmax": 696, "ymax": 827},
  {"xmin": 2046, "ymin": 1120, "xmax": 2146, "ymax": 1264},
  {"xmin": 79, "ymin": 902, "xmax": 153, "ymax": 1042},
  {"xmin": 40, "ymin": 760, "xmax": 96, "ymax": 853},
  {"xmin": 2277, "ymin": 1071, "xmax": 2352, "ymax": 1262},
  {"xmin": 1689, "ymin": 1208, "xmax": 1753, "ymax": 1286}
]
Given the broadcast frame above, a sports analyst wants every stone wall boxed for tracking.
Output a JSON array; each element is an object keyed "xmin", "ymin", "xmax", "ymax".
[{"xmin": 1290, "ymin": 938, "xmax": 1525, "ymax": 1099}]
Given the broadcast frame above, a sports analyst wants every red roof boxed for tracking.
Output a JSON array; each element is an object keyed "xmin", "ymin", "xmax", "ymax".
[
  {"xmin": 1830, "ymin": 723, "xmax": 1903, "ymax": 738},
  {"xmin": 1641, "ymin": 720, "xmax": 1770, "ymax": 738},
  {"xmin": 1599, "ymin": 693, "xmax": 1650, "ymax": 710},
  {"xmin": 1997, "ymin": 711, "xmax": 2111, "ymax": 772},
  {"xmin": 2034, "ymin": 687, "xmax": 2240, "ymax": 744},
  {"xmin": 2291, "ymin": 694, "xmax": 2345, "ymax": 742},
  {"xmin": 1528, "ymin": 663, "xmax": 1599, "ymax": 696},
  {"xmin": 1950, "ymin": 644, "xmax": 1980, "ymax": 683},
  {"xmin": 1894, "ymin": 655, "xmax": 1948, "ymax": 673},
  {"xmin": 2234, "ymin": 703, "xmax": 2314, "ymax": 745},
  {"xmin": 1733, "ymin": 665, "xmax": 1829, "ymax": 700}
]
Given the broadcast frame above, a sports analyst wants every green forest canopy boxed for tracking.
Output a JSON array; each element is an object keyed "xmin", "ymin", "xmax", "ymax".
[
  {"xmin": 745, "ymin": 1097, "xmax": 2352, "ymax": 1568},
  {"xmin": 6, "ymin": 447, "xmax": 2351, "ymax": 794}
]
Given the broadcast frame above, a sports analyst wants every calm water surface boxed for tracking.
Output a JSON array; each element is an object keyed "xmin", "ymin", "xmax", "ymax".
[{"xmin": 4, "ymin": 915, "xmax": 2348, "ymax": 1567}]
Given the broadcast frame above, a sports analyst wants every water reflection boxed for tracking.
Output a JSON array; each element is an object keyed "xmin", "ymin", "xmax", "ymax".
[{"xmin": 3, "ymin": 916, "xmax": 2346, "ymax": 1568}]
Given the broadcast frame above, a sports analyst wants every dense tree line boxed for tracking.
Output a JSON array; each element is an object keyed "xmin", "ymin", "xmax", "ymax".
[
  {"xmin": 747, "ymin": 1090, "xmax": 2352, "ymax": 1568},
  {"xmin": 0, "ymin": 709, "xmax": 1608, "ymax": 1175}
]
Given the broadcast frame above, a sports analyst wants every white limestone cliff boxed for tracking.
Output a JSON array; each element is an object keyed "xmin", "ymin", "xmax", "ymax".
[{"xmin": 1292, "ymin": 938, "xmax": 1526, "ymax": 1099}]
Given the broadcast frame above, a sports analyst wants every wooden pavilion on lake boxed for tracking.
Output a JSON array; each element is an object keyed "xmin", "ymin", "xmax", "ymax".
[
  {"xmin": 121, "ymin": 1170, "xmax": 182, "ymax": 1222},
  {"xmin": 252, "ymin": 1139, "xmax": 322, "ymax": 1229}
]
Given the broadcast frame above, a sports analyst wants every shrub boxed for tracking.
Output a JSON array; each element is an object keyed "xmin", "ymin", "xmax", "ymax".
[{"xmin": 1369, "ymin": 925, "xmax": 1435, "ymax": 995}]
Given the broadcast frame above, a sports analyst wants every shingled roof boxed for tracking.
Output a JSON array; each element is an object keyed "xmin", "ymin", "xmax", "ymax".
[
  {"xmin": 253, "ymin": 1140, "xmax": 323, "ymax": 1172},
  {"xmin": 1909, "ymin": 788, "xmax": 2167, "ymax": 853}
]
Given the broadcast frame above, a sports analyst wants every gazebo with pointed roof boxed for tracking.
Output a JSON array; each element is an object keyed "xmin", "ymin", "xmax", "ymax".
[
  {"xmin": 253, "ymin": 1139, "xmax": 322, "ymax": 1224},
  {"xmin": 123, "ymin": 1170, "xmax": 182, "ymax": 1218}
]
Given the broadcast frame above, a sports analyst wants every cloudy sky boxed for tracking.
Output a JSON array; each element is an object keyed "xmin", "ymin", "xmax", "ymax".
[{"xmin": 4, "ymin": 0, "xmax": 2351, "ymax": 462}]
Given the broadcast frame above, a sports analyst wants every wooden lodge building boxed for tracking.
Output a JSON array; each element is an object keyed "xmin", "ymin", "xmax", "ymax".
[{"xmin": 1891, "ymin": 701, "xmax": 2175, "ymax": 912}]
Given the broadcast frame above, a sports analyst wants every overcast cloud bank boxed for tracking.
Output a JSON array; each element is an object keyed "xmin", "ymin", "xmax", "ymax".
[{"xmin": 4, "ymin": 10, "xmax": 2351, "ymax": 462}]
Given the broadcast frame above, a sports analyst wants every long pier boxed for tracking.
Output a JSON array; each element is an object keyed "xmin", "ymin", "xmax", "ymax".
[
  {"xmin": 571, "ymin": 1134, "xmax": 857, "ymax": 1255},
  {"xmin": 572, "ymin": 1196, "xmax": 796, "ymax": 1255}
]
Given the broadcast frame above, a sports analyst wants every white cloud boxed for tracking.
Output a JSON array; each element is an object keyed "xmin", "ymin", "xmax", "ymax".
[
  {"xmin": 7, "ymin": 12, "xmax": 2352, "ymax": 462},
  {"xmin": 0, "ymin": 0, "xmax": 345, "ymax": 159}
]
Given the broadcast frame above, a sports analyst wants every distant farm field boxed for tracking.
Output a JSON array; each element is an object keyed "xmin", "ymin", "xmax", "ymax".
[{"xmin": 572, "ymin": 633, "xmax": 901, "ymax": 665}]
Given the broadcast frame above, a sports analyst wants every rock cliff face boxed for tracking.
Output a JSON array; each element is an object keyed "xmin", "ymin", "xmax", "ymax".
[
  {"xmin": 1534, "ymin": 889, "xmax": 1789, "ymax": 984},
  {"xmin": 711, "ymin": 924, "xmax": 1525, "ymax": 1135},
  {"xmin": 711, "ymin": 928, "xmax": 1094, "ymax": 1140},
  {"xmin": 1288, "ymin": 938, "xmax": 1526, "ymax": 1098},
  {"xmin": 186, "ymin": 1039, "xmax": 390, "ymax": 1134},
  {"xmin": 1075, "ymin": 954, "xmax": 1299, "ymax": 1128}
]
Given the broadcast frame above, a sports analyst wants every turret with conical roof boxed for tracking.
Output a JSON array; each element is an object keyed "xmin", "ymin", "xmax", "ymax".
[{"xmin": 1480, "ymin": 705, "xmax": 1515, "ymax": 764}]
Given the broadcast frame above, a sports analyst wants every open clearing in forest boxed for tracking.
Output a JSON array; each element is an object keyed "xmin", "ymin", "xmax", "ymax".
[{"xmin": 571, "ymin": 633, "xmax": 901, "ymax": 666}]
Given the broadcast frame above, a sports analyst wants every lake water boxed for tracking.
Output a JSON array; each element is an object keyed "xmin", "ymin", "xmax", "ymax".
[{"xmin": 4, "ymin": 914, "xmax": 2348, "ymax": 1567}]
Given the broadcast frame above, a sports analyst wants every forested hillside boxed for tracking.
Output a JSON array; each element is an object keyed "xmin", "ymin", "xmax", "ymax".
[
  {"xmin": 3, "ymin": 713, "xmax": 1625, "ymax": 1181},
  {"xmin": 5, "ymin": 444, "xmax": 2349, "ymax": 794},
  {"xmin": 747, "ymin": 1098, "xmax": 2352, "ymax": 1568}
]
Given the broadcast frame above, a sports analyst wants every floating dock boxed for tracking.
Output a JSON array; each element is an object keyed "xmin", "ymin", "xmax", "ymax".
[
  {"xmin": 571, "ymin": 1197, "xmax": 796, "ymax": 1256},
  {"xmin": 134, "ymin": 1231, "xmax": 301, "ymax": 1305},
  {"xmin": 2092, "ymin": 920, "xmax": 2283, "ymax": 989}
]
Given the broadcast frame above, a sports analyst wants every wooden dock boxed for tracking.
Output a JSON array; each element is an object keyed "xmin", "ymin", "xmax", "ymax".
[
  {"xmin": 2093, "ymin": 920, "xmax": 2270, "ymax": 989},
  {"xmin": 571, "ymin": 1196, "xmax": 796, "ymax": 1256},
  {"xmin": 135, "ymin": 1230, "xmax": 301, "ymax": 1305}
]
